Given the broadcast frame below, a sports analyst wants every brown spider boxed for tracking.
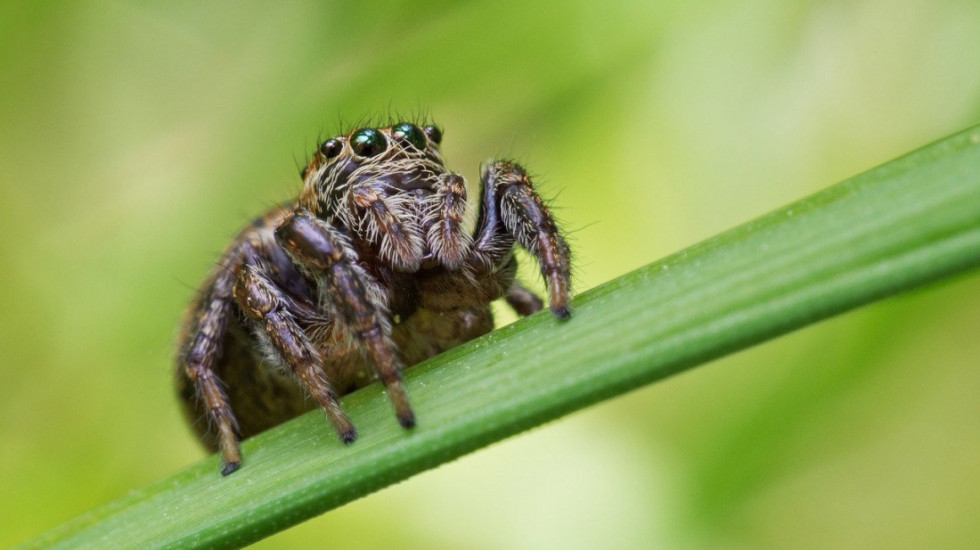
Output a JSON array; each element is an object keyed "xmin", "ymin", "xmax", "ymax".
[{"xmin": 175, "ymin": 121, "xmax": 572, "ymax": 475}]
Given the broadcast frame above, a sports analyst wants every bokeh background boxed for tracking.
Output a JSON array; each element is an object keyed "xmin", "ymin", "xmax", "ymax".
[{"xmin": 2, "ymin": 1, "xmax": 979, "ymax": 548}]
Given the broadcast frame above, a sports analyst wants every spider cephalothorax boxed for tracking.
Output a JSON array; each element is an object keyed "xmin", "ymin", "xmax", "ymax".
[
  {"xmin": 176, "ymin": 121, "xmax": 572, "ymax": 475},
  {"xmin": 297, "ymin": 123, "xmax": 469, "ymax": 272}
]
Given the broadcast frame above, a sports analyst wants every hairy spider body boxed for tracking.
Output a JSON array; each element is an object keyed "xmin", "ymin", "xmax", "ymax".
[{"xmin": 176, "ymin": 122, "xmax": 571, "ymax": 475}]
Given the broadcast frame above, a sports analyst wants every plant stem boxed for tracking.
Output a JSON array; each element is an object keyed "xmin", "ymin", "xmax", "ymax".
[{"xmin": 20, "ymin": 125, "xmax": 980, "ymax": 550}]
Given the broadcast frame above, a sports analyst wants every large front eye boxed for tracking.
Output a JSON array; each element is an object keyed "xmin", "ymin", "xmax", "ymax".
[
  {"xmin": 391, "ymin": 122, "xmax": 427, "ymax": 150},
  {"xmin": 350, "ymin": 128, "xmax": 387, "ymax": 158},
  {"xmin": 319, "ymin": 138, "xmax": 342, "ymax": 160}
]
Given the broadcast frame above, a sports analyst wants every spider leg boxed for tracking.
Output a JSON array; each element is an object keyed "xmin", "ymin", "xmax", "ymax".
[
  {"xmin": 470, "ymin": 160, "xmax": 572, "ymax": 318},
  {"xmin": 178, "ymin": 247, "xmax": 246, "ymax": 476},
  {"xmin": 276, "ymin": 209, "xmax": 416, "ymax": 429},
  {"xmin": 233, "ymin": 262, "xmax": 357, "ymax": 446},
  {"xmin": 424, "ymin": 172, "xmax": 472, "ymax": 269},
  {"xmin": 350, "ymin": 184, "xmax": 424, "ymax": 271}
]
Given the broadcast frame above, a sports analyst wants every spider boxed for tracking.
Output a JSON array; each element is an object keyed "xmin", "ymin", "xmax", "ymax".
[{"xmin": 176, "ymin": 121, "xmax": 572, "ymax": 475}]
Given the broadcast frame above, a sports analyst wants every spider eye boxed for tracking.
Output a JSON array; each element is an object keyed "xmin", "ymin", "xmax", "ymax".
[
  {"xmin": 350, "ymin": 128, "xmax": 387, "ymax": 158},
  {"xmin": 319, "ymin": 138, "xmax": 343, "ymax": 160},
  {"xmin": 423, "ymin": 125, "xmax": 442, "ymax": 145},
  {"xmin": 391, "ymin": 123, "xmax": 427, "ymax": 150}
]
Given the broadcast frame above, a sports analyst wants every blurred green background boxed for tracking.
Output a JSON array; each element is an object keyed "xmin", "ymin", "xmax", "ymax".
[{"xmin": 2, "ymin": 1, "xmax": 979, "ymax": 548}]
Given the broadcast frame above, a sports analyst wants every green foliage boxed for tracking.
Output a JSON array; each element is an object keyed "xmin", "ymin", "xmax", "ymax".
[
  {"xmin": 4, "ymin": 3, "xmax": 980, "ymax": 549},
  {"xmin": 21, "ymin": 126, "xmax": 980, "ymax": 550}
]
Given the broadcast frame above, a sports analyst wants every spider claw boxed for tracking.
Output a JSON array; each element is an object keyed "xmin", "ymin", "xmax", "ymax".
[
  {"xmin": 397, "ymin": 409, "xmax": 416, "ymax": 430},
  {"xmin": 221, "ymin": 461, "xmax": 241, "ymax": 476},
  {"xmin": 384, "ymin": 379, "xmax": 416, "ymax": 429},
  {"xmin": 551, "ymin": 304, "xmax": 571, "ymax": 320},
  {"xmin": 340, "ymin": 427, "xmax": 358, "ymax": 445},
  {"xmin": 325, "ymin": 406, "xmax": 357, "ymax": 443}
]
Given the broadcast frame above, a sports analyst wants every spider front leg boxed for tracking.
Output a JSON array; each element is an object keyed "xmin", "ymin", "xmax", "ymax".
[
  {"xmin": 472, "ymin": 160, "xmax": 573, "ymax": 318},
  {"xmin": 276, "ymin": 209, "xmax": 416, "ymax": 428},
  {"xmin": 233, "ymin": 262, "xmax": 356, "ymax": 447}
]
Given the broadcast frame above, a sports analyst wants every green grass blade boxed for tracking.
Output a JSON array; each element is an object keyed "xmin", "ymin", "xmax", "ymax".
[{"xmin": 20, "ymin": 125, "xmax": 980, "ymax": 549}]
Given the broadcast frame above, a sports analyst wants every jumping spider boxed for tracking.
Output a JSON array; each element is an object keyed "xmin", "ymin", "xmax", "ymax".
[{"xmin": 176, "ymin": 121, "xmax": 572, "ymax": 475}]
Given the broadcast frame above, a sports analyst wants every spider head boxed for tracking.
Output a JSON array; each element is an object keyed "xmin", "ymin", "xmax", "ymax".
[{"xmin": 298, "ymin": 122, "xmax": 448, "ymax": 218}]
